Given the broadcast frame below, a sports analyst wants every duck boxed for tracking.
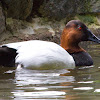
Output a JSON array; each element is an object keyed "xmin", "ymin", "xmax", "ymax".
[{"xmin": 0, "ymin": 20, "xmax": 100, "ymax": 69}]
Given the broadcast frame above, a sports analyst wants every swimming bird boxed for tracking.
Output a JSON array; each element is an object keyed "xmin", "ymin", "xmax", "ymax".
[{"xmin": 0, "ymin": 20, "xmax": 100, "ymax": 69}]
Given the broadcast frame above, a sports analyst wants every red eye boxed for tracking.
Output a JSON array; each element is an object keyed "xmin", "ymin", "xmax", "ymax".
[{"xmin": 78, "ymin": 26, "xmax": 82, "ymax": 30}]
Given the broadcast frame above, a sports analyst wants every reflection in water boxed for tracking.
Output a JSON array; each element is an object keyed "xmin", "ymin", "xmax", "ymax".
[
  {"xmin": 12, "ymin": 69, "xmax": 74, "ymax": 99},
  {"xmin": 0, "ymin": 44, "xmax": 100, "ymax": 100}
]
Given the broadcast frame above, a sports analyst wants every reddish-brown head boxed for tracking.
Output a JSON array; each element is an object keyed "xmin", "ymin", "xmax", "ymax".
[{"xmin": 61, "ymin": 20, "xmax": 100, "ymax": 53}]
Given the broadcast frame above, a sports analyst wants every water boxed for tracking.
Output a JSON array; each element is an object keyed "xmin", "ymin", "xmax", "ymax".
[{"xmin": 0, "ymin": 43, "xmax": 100, "ymax": 100}]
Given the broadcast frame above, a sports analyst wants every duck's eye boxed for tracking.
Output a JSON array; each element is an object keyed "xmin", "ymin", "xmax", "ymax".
[{"xmin": 78, "ymin": 26, "xmax": 82, "ymax": 30}]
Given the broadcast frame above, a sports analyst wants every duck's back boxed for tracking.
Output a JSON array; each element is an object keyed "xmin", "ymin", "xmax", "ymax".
[{"xmin": 4, "ymin": 40, "xmax": 75, "ymax": 69}]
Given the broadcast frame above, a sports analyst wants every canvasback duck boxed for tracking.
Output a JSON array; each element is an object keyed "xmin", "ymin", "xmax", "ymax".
[{"xmin": 0, "ymin": 20, "xmax": 100, "ymax": 69}]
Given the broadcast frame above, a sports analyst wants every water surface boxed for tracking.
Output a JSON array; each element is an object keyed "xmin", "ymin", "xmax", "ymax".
[{"xmin": 0, "ymin": 43, "xmax": 100, "ymax": 100}]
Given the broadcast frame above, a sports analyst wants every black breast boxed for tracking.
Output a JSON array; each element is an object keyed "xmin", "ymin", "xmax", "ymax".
[
  {"xmin": 70, "ymin": 51, "xmax": 93, "ymax": 66},
  {"xmin": 0, "ymin": 46, "xmax": 17, "ymax": 67}
]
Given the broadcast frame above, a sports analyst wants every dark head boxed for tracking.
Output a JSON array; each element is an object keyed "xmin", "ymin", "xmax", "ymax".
[{"xmin": 61, "ymin": 20, "xmax": 100, "ymax": 53}]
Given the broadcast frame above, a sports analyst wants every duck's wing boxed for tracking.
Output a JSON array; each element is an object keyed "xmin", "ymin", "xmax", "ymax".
[{"xmin": 14, "ymin": 40, "xmax": 75, "ymax": 68}]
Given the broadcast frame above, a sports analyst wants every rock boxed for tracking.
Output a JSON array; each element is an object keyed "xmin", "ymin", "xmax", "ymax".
[
  {"xmin": 76, "ymin": 0, "xmax": 100, "ymax": 13},
  {"xmin": 39, "ymin": 0, "xmax": 76, "ymax": 20},
  {"xmin": 39, "ymin": 0, "xmax": 100, "ymax": 20},
  {"xmin": 1, "ymin": 0, "xmax": 99, "ymax": 21},
  {"xmin": 1, "ymin": 0, "xmax": 33, "ymax": 19},
  {"xmin": 0, "ymin": 2, "xmax": 6, "ymax": 34}
]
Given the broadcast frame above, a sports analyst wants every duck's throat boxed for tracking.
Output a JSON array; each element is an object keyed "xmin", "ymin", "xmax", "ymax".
[
  {"xmin": 66, "ymin": 47, "xmax": 85, "ymax": 54},
  {"xmin": 61, "ymin": 44, "xmax": 85, "ymax": 54},
  {"xmin": 60, "ymin": 38, "xmax": 85, "ymax": 53}
]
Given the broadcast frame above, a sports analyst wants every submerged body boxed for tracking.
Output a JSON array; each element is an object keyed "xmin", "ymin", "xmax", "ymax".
[{"xmin": 0, "ymin": 20, "xmax": 100, "ymax": 68}]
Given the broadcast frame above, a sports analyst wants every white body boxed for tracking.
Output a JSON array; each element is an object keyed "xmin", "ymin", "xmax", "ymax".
[{"xmin": 4, "ymin": 40, "xmax": 75, "ymax": 69}]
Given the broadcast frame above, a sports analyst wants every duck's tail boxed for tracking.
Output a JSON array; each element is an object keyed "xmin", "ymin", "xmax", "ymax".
[{"xmin": 0, "ymin": 46, "xmax": 17, "ymax": 67}]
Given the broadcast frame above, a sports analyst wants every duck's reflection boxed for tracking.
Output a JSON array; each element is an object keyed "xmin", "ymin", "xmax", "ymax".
[
  {"xmin": 12, "ymin": 66, "xmax": 94, "ymax": 100},
  {"xmin": 0, "ymin": 65, "xmax": 97, "ymax": 100}
]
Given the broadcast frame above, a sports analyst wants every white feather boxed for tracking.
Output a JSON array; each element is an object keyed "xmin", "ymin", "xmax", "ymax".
[{"xmin": 4, "ymin": 40, "xmax": 75, "ymax": 69}]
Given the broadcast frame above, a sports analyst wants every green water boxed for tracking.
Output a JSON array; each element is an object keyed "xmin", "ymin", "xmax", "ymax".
[{"xmin": 0, "ymin": 44, "xmax": 100, "ymax": 100}]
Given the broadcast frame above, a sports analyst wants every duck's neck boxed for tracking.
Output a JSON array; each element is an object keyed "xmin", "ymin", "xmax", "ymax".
[
  {"xmin": 60, "ymin": 38, "xmax": 93, "ymax": 66},
  {"xmin": 61, "ymin": 43, "xmax": 83, "ymax": 53},
  {"xmin": 60, "ymin": 37, "xmax": 84, "ymax": 54}
]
